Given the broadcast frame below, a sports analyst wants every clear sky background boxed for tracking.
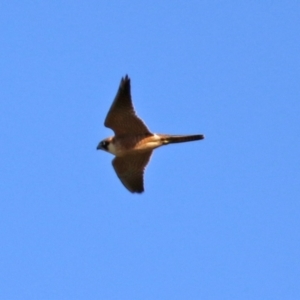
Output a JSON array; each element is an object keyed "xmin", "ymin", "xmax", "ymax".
[{"xmin": 1, "ymin": 1, "xmax": 299, "ymax": 299}]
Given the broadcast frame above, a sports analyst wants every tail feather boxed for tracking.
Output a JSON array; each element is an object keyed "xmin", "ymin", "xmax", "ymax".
[{"xmin": 161, "ymin": 134, "xmax": 204, "ymax": 144}]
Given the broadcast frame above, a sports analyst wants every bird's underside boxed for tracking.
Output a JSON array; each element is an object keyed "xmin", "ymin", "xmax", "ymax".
[{"xmin": 97, "ymin": 75, "xmax": 204, "ymax": 193}]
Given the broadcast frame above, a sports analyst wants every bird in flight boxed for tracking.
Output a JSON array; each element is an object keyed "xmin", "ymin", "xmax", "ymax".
[{"xmin": 97, "ymin": 75, "xmax": 204, "ymax": 193}]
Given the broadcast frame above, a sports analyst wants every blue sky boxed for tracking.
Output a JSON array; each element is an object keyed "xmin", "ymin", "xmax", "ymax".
[{"xmin": 1, "ymin": 1, "xmax": 299, "ymax": 299}]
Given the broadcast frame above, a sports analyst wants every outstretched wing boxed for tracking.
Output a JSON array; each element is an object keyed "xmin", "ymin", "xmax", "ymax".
[
  {"xmin": 112, "ymin": 150, "xmax": 153, "ymax": 193},
  {"xmin": 104, "ymin": 75, "xmax": 151, "ymax": 137}
]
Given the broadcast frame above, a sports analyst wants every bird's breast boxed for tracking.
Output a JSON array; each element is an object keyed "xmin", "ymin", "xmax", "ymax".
[{"xmin": 111, "ymin": 134, "xmax": 163, "ymax": 156}]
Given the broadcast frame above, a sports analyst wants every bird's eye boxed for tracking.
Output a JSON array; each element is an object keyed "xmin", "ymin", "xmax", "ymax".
[{"xmin": 101, "ymin": 141, "xmax": 108, "ymax": 149}]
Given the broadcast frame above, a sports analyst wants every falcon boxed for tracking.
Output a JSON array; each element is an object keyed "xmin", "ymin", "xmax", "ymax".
[{"xmin": 97, "ymin": 75, "xmax": 204, "ymax": 193}]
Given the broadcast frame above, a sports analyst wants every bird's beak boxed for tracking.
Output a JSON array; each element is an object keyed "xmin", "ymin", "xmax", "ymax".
[{"xmin": 96, "ymin": 143, "xmax": 102, "ymax": 150}]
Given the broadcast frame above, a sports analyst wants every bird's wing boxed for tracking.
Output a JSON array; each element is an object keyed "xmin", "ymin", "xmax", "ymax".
[
  {"xmin": 104, "ymin": 75, "xmax": 152, "ymax": 137},
  {"xmin": 112, "ymin": 150, "xmax": 153, "ymax": 193}
]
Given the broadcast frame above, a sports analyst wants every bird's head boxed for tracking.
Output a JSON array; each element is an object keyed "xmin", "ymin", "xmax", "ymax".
[{"xmin": 96, "ymin": 137, "xmax": 113, "ymax": 152}]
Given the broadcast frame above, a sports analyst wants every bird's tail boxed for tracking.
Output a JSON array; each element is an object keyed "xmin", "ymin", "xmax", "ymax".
[{"xmin": 161, "ymin": 134, "xmax": 204, "ymax": 145}]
